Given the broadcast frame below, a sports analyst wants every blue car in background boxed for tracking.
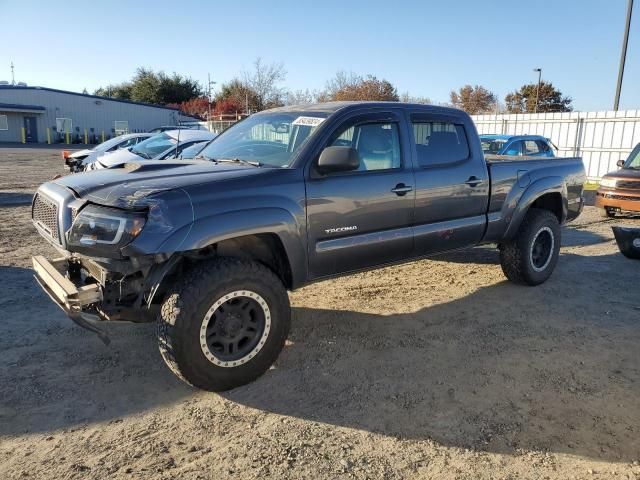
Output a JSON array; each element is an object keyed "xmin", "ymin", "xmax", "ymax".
[{"xmin": 480, "ymin": 134, "xmax": 556, "ymax": 157}]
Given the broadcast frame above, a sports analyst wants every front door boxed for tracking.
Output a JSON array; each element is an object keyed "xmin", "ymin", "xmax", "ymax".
[
  {"xmin": 23, "ymin": 117, "xmax": 38, "ymax": 143},
  {"xmin": 306, "ymin": 111, "xmax": 415, "ymax": 278}
]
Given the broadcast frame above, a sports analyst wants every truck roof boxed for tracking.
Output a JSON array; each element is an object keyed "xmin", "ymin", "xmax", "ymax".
[
  {"xmin": 480, "ymin": 134, "xmax": 549, "ymax": 141},
  {"xmin": 266, "ymin": 101, "xmax": 465, "ymax": 116}
]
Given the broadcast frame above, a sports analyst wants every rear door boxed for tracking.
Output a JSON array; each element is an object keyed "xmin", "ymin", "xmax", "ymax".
[
  {"xmin": 408, "ymin": 112, "xmax": 489, "ymax": 255},
  {"xmin": 305, "ymin": 110, "xmax": 415, "ymax": 278}
]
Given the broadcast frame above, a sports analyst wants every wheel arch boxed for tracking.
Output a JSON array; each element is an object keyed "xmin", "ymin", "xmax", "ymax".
[{"xmin": 503, "ymin": 177, "xmax": 567, "ymax": 240}]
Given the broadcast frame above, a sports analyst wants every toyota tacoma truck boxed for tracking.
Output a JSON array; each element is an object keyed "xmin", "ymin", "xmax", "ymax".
[{"xmin": 31, "ymin": 102, "xmax": 586, "ymax": 391}]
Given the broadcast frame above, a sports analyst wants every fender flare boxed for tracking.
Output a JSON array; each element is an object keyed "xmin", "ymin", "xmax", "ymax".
[
  {"xmin": 503, "ymin": 176, "xmax": 567, "ymax": 240},
  {"xmin": 156, "ymin": 207, "xmax": 307, "ymax": 287}
]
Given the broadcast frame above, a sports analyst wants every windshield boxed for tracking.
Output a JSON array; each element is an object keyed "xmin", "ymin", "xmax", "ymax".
[
  {"xmin": 94, "ymin": 136, "xmax": 128, "ymax": 152},
  {"xmin": 623, "ymin": 143, "xmax": 640, "ymax": 169},
  {"xmin": 480, "ymin": 137, "xmax": 507, "ymax": 154},
  {"xmin": 131, "ymin": 133, "xmax": 177, "ymax": 159},
  {"xmin": 178, "ymin": 141, "xmax": 210, "ymax": 159},
  {"xmin": 198, "ymin": 112, "xmax": 328, "ymax": 167}
]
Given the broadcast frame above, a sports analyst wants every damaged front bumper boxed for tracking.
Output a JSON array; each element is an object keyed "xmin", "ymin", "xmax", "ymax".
[{"xmin": 32, "ymin": 255, "xmax": 111, "ymax": 344}]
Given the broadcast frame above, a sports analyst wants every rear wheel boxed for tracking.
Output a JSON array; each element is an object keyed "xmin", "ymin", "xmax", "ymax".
[
  {"xmin": 157, "ymin": 257, "xmax": 291, "ymax": 391},
  {"xmin": 499, "ymin": 208, "xmax": 561, "ymax": 286}
]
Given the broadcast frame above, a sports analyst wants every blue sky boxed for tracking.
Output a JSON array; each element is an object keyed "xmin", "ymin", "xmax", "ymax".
[{"xmin": 1, "ymin": 0, "xmax": 638, "ymax": 111}]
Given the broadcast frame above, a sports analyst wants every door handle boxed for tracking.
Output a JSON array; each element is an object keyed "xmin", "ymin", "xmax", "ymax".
[
  {"xmin": 465, "ymin": 176, "xmax": 483, "ymax": 187},
  {"xmin": 391, "ymin": 183, "xmax": 413, "ymax": 196}
]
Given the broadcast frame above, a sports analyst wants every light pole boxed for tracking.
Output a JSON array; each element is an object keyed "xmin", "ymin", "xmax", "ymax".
[
  {"xmin": 614, "ymin": 0, "xmax": 634, "ymax": 111},
  {"xmin": 533, "ymin": 68, "xmax": 542, "ymax": 113}
]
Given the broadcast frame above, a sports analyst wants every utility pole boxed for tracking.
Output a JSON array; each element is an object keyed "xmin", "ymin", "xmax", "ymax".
[
  {"xmin": 10, "ymin": 61, "xmax": 15, "ymax": 85},
  {"xmin": 207, "ymin": 73, "xmax": 216, "ymax": 128},
  {"xmin": 614, "ymin": 0, "xmax": 634, "ymax": 111},
  {"xmin": 533, "ymin": 68, "xmax": 542, "ymax": 113}
]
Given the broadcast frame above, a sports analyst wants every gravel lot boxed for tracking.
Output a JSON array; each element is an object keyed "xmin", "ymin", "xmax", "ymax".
[{"xmin": 0, "ymin": 147, "xmax": 639, "ymax": 480}]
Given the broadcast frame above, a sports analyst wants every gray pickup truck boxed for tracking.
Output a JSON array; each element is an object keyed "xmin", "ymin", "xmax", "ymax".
[{"xmin": 31, "ymin": 102, "xmax": 585, "ymax": 391}]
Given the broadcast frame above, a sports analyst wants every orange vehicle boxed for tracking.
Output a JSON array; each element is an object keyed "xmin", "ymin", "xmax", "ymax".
[{"xmin": 596, "ymin": 143, "xmax": 640, "ymax": 218}]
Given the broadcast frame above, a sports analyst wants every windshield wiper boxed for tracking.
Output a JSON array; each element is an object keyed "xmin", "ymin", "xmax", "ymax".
[{"xmin": 214, "ymin": 158, "xmax": 261, "ymax": 167}]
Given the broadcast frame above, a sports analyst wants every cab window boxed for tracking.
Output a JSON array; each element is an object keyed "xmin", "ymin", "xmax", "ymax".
[
  {"xmin": 523, "ymin": 140, "xmax": 541, "ymax": 155},
  {"xmin": 504, "ymin": 141, "xmax": 522, "ymax": 156},
  {"xmin": 328, "ymin": 122, "xmax": 401, "ymax": 171},
  {"xmin": 412, "ymin": 122, "xmax": 469, "ymax": 166}
]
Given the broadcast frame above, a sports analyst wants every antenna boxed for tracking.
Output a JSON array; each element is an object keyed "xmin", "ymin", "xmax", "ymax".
[
  {"xmin": 174, "ymin": 118, "xmax": 181, "ymax": 159},
  {"xmin": 10, "ymin": 61, "xmax": 15, "ymax": 85}
]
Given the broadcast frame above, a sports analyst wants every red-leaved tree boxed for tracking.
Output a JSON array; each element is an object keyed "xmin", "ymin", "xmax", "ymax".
[
  {"xmin": 168, "ymin": 96, "xmax": 211, "ymax": 119},
  {"xmin": 213, "ymin": 98, "xmax": 243, "ymax": 116}
]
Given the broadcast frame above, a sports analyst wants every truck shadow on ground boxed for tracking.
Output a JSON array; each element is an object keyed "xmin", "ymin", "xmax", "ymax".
[
  {"xmin": 227, "ymin": 251, "xmax": 640, "ymax": 463},
  {"xmin": 1, "ymin": 250, "xmax": 638, "ymax": 463}
]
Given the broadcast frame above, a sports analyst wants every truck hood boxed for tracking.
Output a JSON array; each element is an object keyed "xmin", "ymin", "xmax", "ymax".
[
  {"xmin": 54, "ymin": 161, "xmax": 267, "ymax": 207},
  {"xmin": 604, "ymin": 168, "xmax": 640, "ymax": 180}
]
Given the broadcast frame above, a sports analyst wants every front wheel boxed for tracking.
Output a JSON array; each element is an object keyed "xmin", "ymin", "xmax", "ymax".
[
  {"xmin": 157, "ymin": 258, "xmax": 291, "ymax": 391},
  {"xmin": 499, "ymin": 208, "xmax": 561, "ymax": 286}
]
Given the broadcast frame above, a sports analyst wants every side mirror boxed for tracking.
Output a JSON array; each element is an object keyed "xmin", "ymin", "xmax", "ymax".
[
  {"xmin": 317, "ymin": 146, "xmax": 359, "ymax": 173},
  {"xmin": 617, "ymin": 159, "xmax": 625, "ymax": 168}
]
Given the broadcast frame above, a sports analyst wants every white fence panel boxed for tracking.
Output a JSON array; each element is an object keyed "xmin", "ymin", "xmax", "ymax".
[{"xmin": 471, "ymin": 110, "xmax": 640, "ymax": 180}]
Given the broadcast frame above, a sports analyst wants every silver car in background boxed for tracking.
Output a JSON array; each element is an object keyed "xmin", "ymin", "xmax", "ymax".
[
  {"xmin": 84, "ymin": 129, "xmax": 216, "ymax": 171},
  {"xmin": 65, "ymin": 133, "xmax": 153, "ymax": 172}
]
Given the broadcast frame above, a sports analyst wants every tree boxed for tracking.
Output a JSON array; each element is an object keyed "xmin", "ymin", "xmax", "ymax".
[
  {"xmin": 285, "ymin": 89, "xmax": 317, "ymax": 105},
  {"xmin": 94, "ymin": 68, "xmax": 202, "ymax": 105},
  {"xmin": 242, "ymin": 58, "xmax": 287, "ymax": 110},
  {"xmin": 400, "ymin": 91, "xmax": 431, "ymax": 104},
  {"xmin": 167, "ymin": 97, "xmax": 211, "ymax": 119},
  {"xmin": 505, "ymin": 81, "xmax": 572, "ymax": 113},
  {"xmin": 320, "ymin": 72, "xmax": 399, "ymax": 102},
  {"xmin": 215, "ymin": 78, "xmax": 260, "ymax": 113},
  {"xmin": 94, "ymin": 83, "xmax": 132, "ymax": 100},
  {"xmin": 449, "ymin": 85, "xmax": 497, "ymax": 114},
  {"xmin": 213, "ymin": 98, "xmax": 243, "ymax": 116}
]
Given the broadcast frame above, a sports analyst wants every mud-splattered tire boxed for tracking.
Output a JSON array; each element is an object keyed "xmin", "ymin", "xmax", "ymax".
[
  {"xmin": 499, "ymin": 208, "xmax": 561, "ymax": 286},
  {"xmin": 157, "ymin": 257, "xmax": 290, "ymax": 391}
]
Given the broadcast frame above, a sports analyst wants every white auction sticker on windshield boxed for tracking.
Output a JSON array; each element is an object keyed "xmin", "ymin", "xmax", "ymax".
[{"xmin": 292, "ymin": 116, "xmax": 325, "ymax": 127}]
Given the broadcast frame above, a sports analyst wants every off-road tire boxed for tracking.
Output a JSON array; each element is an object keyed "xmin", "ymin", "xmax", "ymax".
[
  {"xmin": 499, "ymin": 208, "xmax": 561, "ymax": 286},
  {"xmin": 157, "ymin": 257, "xmax": 291, "ymax": 391},
  {"xmin": 599, "ymin": 207, "xmax": 616, "ymax": 218}
]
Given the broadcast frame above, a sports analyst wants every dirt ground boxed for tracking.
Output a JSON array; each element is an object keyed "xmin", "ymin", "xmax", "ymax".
[{"xmin": 0, "ymin": 147, "xmax": 639, "ymax": 480}]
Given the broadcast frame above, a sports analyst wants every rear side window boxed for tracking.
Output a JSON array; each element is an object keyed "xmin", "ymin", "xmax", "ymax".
[
  {"xmin": 523, "ymin": 140, "xmax": 540, "ymax": 155},
  {"xmin": 537, "ymin": 140, "xmax": 551, "ymax": 153},
  {"xmin": 412, "ymin": 122, "xmax": 469, "ymax": 167}
]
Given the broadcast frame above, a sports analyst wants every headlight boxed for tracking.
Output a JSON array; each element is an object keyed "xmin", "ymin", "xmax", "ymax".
[
  {"xmin": 66, "ymin": 205, "xmax": 146, "ymax": 256},
  {"xmin": 600, "ymin": 177, "xmax": 617, "ymax": 188}
]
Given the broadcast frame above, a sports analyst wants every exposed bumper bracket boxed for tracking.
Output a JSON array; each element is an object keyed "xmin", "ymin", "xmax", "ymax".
[{"xmin": 32, "ymin": 255, "xmax": 110, "ymax": 345}]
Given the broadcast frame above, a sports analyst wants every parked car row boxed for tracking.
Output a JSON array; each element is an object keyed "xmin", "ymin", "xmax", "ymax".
[
  {"xmin": 65, "ymin": 129, "xmax": 216, "ymax": 172},
  {"xmin": 84, "ymin": 129, "xmax": 215, "ymax": 171}
]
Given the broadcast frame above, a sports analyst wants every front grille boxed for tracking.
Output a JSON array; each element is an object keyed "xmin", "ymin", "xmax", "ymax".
[
  {"xmin": 597, "ymin": 192, "xmax": 640, "ymax": 202},
  {"xmin": 616, "ymin": 180, "xmax": 640, "ymax": 190},
  {"xmin": 33, "ymin": 193, "xmax": 60, "ymax": 243}
]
